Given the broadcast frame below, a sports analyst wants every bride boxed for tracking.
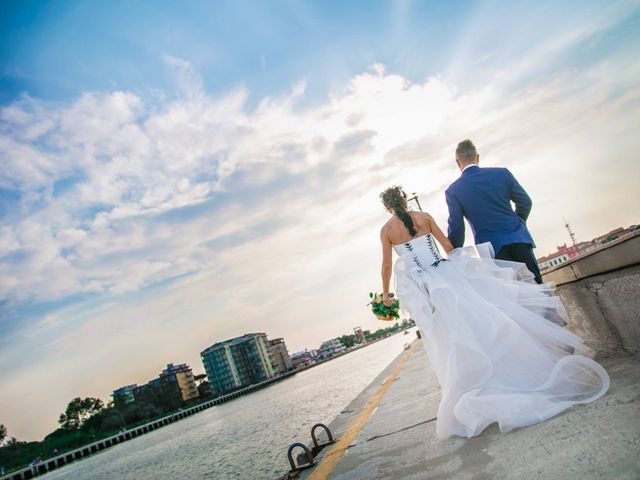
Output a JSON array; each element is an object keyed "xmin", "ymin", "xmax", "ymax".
[{"xmin": 378, "ymin": 186, "xmax": 609, "ymax": 439}]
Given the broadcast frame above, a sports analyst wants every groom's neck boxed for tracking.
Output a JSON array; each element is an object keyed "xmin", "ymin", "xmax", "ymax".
[{"xmin": 459, "ymin": 161, "xmax": 479, "ymax": 172}]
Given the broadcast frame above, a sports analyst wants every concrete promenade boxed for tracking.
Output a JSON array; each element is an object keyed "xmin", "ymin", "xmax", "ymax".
[
  {"xmin": 294, "ymin": 230, "xmax": 640, "ymax": 480},
  {"xmin": 300, "ymin": 340, "xmax": 640, "ymax": 480}
]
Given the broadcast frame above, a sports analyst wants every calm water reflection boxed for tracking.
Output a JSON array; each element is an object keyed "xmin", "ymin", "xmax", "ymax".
[{"xmin": 41, "ymin": 329, "xmax": 416, "ymax": 480}]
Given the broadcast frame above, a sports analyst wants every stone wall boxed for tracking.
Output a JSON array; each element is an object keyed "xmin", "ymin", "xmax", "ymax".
[{"xmin": 542, "ymin": 231, "xmax": 640, "ymax": 356}]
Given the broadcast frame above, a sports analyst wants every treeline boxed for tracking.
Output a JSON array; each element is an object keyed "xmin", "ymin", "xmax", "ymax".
[
  {"xmin": 338, "ymin": 322, "xmax": 408, "ymax": 349},
  {"xmin": 0, "ymin": 381, "xmax": 185, "ymax": 473}
]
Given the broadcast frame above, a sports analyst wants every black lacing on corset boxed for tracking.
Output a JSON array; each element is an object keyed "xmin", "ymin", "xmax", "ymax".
[
  {"xmin": 426, "ymin": 235, "xmax": 448, "ymax": 268},
  {"xmin": 403, "ymin": 235, "xmax": 448, "ymax": 270},
  {"xmin": 403, "ymin": 242, "xmax": 425, "ymax": 270}
]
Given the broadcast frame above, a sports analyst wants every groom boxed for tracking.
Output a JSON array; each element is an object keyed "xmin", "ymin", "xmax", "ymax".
[{"xmin": 445, "ymin": 139, "xmax": 543, "ymax": 284}]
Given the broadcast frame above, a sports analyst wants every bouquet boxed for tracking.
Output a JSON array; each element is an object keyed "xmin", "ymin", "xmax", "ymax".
[{"xmin": 368, "ymin": 292, "xmax": 400, "ymax": 321}]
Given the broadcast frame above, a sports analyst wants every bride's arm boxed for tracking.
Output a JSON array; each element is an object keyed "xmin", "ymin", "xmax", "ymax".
[
  {"xmin": 380, "ymin": 229, "xmax": 394, "ymax": 305},
  {"xmin": 428, "ymin": 214, "xmax": 454, "ymax": 254}
]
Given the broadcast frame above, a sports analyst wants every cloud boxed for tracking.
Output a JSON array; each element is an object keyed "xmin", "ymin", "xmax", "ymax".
[
  {"xmin": 0, "ymin": 67, "xmax": 458, "ymax": 308},
  {"xmin": 333, "ymin": 130, "xmax": 377, "ymax": 156},
  {"xmin": 163, "ymin": 55, "xmax": 205, "ymax": 101}
]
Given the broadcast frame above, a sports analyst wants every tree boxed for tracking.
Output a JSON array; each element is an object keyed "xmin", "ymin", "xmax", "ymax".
[
  {"xmin": 135, "ymin": 381, "xmax": 182, "ymax": 413},
  {"xmin": 5, "ymin": 437, "xmax": 21, "ymax": 447},
  {"xmin": 100, "ymin": 411, "xmax": 125, "ymax": 432},
  {"xmin": 112, "ymin": 394, "xmax": 129, "ymax": 412},
  {"xmin": 58, "ymin": 397, "xmax": 105, "ymax": 430},
  {"xmin": 339, "ymin": 334, "xmax": 356, "ymax": 349},
  {"xmin": 80, "ymin": 408, "xmax": 125, "ymax": 434},
  {"xmin": 0, "ymin": 424, "xmax": 6, "ymax": 445}
]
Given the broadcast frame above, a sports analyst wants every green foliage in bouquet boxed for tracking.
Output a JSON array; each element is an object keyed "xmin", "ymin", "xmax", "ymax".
[{"xmin": 368, "ymin": 292, "xmax": 400, "ymax": 321}]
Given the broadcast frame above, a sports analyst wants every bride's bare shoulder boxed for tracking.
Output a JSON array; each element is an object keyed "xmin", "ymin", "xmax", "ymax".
[
  {"xmin": 381, "ymin": 216, "xmax": 403, "ymax": 239},
  {"xmin": 410, "ymin": 211, "xmax": 433, "ymax": 225}
]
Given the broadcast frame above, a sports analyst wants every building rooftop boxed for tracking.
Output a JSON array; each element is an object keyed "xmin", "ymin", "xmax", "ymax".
[
  {"xmin": 160, "ymin": 363, "xmax": 192, "ymax": 375},
  {"xmin": 537, "ymin": 224, "xmax": 639, "ymax": 264},
  {"xmin": 200, "ymin": 332, "xmax": 268, "ymax": 355},
  {"xmin": 112, "ymin": 384, "xmax": 137, "ymax": 393}
]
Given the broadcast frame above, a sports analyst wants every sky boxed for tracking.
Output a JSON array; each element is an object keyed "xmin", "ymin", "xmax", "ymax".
[{"xmin": 1, "ymin": 0, "xmax": 639, "ymax": 440}]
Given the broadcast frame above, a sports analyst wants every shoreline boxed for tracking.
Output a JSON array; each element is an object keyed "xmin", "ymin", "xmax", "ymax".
[
  {"xmin": 1, "ymin": 370, "xmax": 298, "ymax": 480},
  {"xmin": 291, "ymin": 328, "xmax": 413, "ymax": 375},
  {"xmin": 2, "ymin": 328, "xmax": 414, "ymax": 480}
]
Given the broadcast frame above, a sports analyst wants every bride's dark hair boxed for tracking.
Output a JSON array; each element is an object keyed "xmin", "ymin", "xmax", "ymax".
[{"xmin": 380, "ymin": 186, "xmax": 417, "ymax": 237}]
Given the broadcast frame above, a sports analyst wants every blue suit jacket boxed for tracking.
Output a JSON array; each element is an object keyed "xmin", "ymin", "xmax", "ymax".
[{"xmin": 445, "ymin": 165, "xmax": 535, "ymax": 253}]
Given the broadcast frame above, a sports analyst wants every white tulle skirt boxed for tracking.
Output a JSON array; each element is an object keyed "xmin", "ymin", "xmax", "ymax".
[{"xmin": 394, "ymin": 243, "xmax": 610, "ymax": 439}]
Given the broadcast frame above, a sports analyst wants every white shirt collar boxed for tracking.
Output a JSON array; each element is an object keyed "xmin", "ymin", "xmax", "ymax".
[{"xmin": 462, "ymin": 164, "xmax": 479, "ymax": 173}]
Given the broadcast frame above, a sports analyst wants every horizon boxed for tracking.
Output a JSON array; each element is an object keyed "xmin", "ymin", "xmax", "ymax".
[
  {"xmin": 121, "ymin": 322, "xmax": 402, "ymax": 384},
  {"xmin": 1, "ymin": 0, "xmax": 640, "ymax": 440}
]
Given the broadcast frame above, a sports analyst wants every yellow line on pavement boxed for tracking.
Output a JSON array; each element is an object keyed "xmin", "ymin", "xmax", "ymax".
[{"xmin": 307, "ymin": 346, "xmax": 414, "ymax": 480}]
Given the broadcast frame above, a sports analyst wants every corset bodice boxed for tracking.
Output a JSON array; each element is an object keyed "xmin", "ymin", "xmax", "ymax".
[{"xmin": 392, "ymin": 233, "xmax": 444, "ymax": 269}]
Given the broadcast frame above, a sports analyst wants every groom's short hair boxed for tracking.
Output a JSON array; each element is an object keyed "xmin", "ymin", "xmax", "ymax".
[{"xmin": 456, "ymin": 139, "xmax": 477, "ymax": 162}]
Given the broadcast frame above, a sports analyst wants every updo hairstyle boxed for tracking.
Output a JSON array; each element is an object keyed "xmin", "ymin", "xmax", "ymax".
[{"xmin": 380, "ymin": 186, "xmax": 417, "ymax": 237}]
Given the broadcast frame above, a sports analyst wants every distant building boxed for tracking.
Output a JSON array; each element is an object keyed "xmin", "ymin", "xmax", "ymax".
[
  {"xmin": 112, "ymin": 384, "xmax": 137, "ymax": 404},
  {"xmin": 201, "ymin": 333, "xmax": 275, "ymax": 395},
  {"xmin": 538, "ymin": 224, "xmax": 639, "ymax": 272},
  {"xmin": 318, "ymin": 338, "xmax": 346, "ymax": 360},
  {"xmin": 354, "ymin": 326, "xmax": 366, "ymax": 344},
  {"xmin": 132, "ymin": 376, "xmax": 183, "ymax": 410},
  {"xmin": 125, "ymin": 363, "xmax": 197, "ymax": 407},
  {"xmin": 160, "ymin": 363, "xmax": 199, "ymax": 402},
  {"xmin": 592, "ymin": 227, "xmax": 626, "ymax": 245},
  {"xmin": 269, "ymin": 338, "xmax": 294, "ymax": 374},
  {"xmin": 537, "ymin": 247, "xmax": 572, "ymax": 271},
  {"xmin": 291, "ymin": 350, "xmax": 317, "ymax": 368},
  {"xmin": 400, "ymin": 318, "xmax": 415, "ymax": 328},
  {"xmin": 132, "ymin": 380, "xmax": 155, "ymax": 401},
  {"xmin": 193, "ymin": 373, "xmax": 212, "ymax": 398},
  {"xmin": 197, "ymin": 380, "xmax": 213, "ymax": 398}
]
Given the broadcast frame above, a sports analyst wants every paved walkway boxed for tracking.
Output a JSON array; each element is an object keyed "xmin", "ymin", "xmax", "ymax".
[{"xmin": 301, "ymin": 340, "xmax": 640, "ymax": 480}]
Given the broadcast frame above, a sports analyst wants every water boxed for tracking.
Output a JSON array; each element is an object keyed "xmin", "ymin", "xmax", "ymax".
[{"xmin": 41, "ymin": 330, "xmax": 417, "ymax": 480}]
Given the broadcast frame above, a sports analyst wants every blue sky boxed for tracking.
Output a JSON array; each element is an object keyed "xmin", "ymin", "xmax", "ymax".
[
  {"xmin": 1, "ymin": 0, "xmax": 639, "ymax": 440},
  {"xmin": 4, "ymin": 1, "xmax": 637, "ymax": 104}
]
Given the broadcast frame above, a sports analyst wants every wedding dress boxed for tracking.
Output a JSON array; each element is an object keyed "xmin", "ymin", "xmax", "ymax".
[{"xmin": 393, "ymin": 233, "xmax": 609, "ymax": 439}]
